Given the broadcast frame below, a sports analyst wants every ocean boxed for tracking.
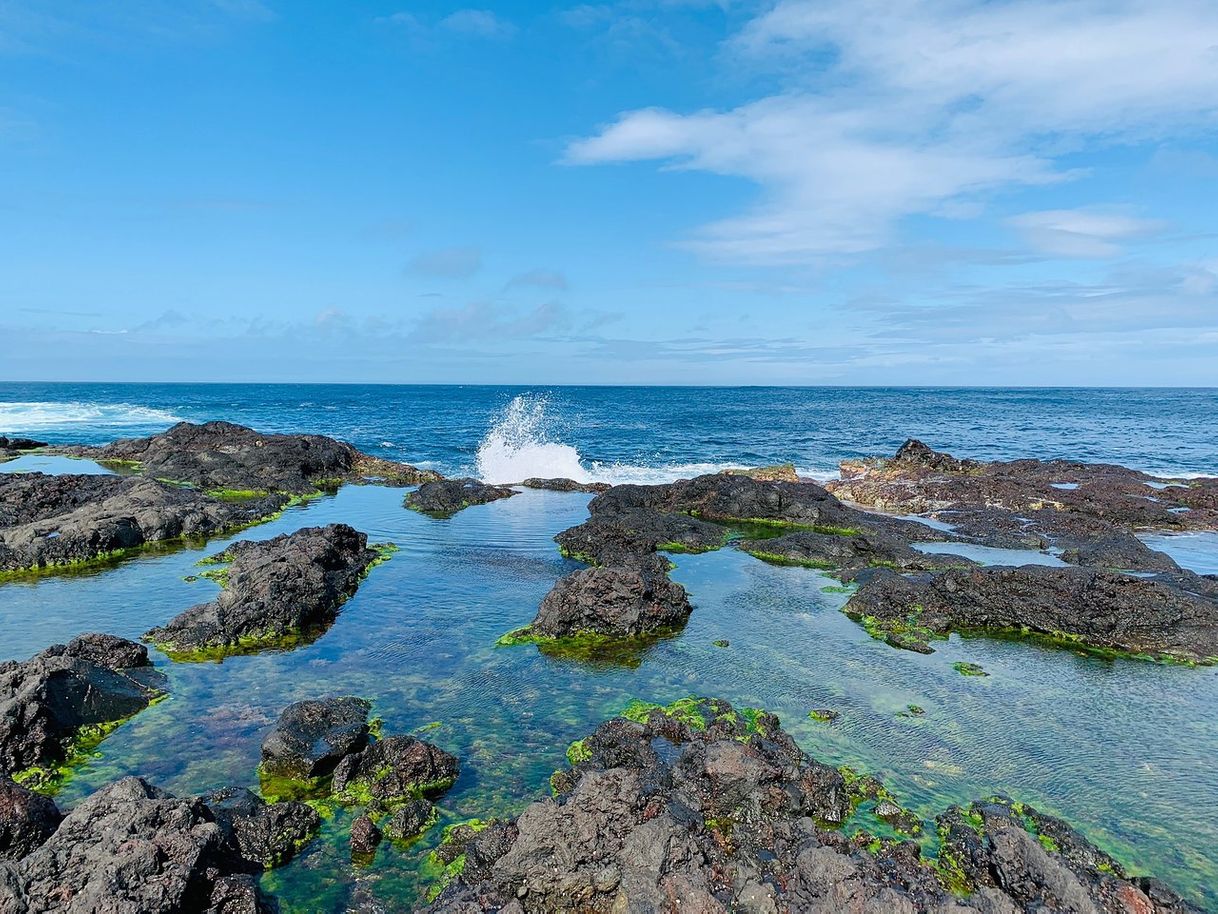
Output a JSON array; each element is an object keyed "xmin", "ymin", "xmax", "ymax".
[{"xmin": 1, "ymin": 383, "xmax": 1217, "ymax": 910}]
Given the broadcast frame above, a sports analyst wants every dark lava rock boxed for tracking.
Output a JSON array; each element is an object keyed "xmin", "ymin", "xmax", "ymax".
[
  {"xmin": 740, "ymin": 529, "xmax": 977, "ymax": 579},
  {"xmin": 144, "ymin": 524, "xmax": 383, "ymax": 659},
  {"xmin": 831, "ymin": 439, "xmax": 1218, "ymax": 544},
  {"xmin": 382, "ymin": 798, "xmax": 435, "ymax": 842},
  {"xmin": 332, "ymin": 735, "xmax": 459, "ymax": 807},
  {"xmin": 0, "ymin": 439, "xmax": 45, "ymax": 453},
  {"xmin": 1057, "ymin": 531, "xmax": 1182, "ymax": 573},
  {"xmin": 0, "ymin": 776, "xmax": 274, "ymax": 914},
  {"xmin": 203, "ymin": 786, "xmax": 320, "ymax": 870},
  {"xmin": 350, "ymin": 815, "xmax": 382, "ymax": 856},
  {"xmin": 405, "ymin": 478, "xmax": 516, "ymax": 517},
  {"xmin": 513, "ymin": 554, "xmax": 692, "ymax": 641},
  {"xmin": 260, "ymin": 696, "xmax": 372, "ymax": 781},
  {"xmin": 521, "ymin": 478, "xmax": 611, "ymax": 494},
  {"xmin": 0, "ymin": 634, "xmax": 166, "ymax": 782},
  {"xmin": 60, "ymin": 420, "xmax": 439, "ymax": 494},
  {"xmin": 555, "ymin": 510, "xmax": 726, "ymax": 566},
  {"xmin": 845, "ymin": 565, "xmax": 1218, "ymax": 661},
  {"xmin": 426, "ymin": 698, "xmax": 1203, "ymax": 914},
  {"xmin": 0, "ymin": 472, "xmax": 286, "ymax": 575},
  {"xmin": 0, "ymin": 779, "xmax": 60, "ymax": 861}
]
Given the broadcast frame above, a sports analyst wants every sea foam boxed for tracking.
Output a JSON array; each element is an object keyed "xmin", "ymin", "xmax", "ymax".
[{"xmin": 0, "ymin": 401, "xmax": 182, "ymax": 434}]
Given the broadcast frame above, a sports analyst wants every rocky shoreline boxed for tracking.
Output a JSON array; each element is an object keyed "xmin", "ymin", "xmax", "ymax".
[{"xmin": 1, "ymin": 423, "xmax": 1216, "ymax": 911}]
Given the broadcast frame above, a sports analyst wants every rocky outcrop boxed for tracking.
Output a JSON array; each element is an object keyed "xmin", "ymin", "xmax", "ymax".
[
  {"xmin": 0, "ymin": 472, "xmax": 286, "ymax": 576},
  {"xmin": 0, "ymin": 635, "xmax": 166, "ymax": 786},
  {"xmin": 58, "ymin": 420, "xmax": 439, "ymax": 494},
  {"xmin": 521, "ymin": 478, "xmax": 611, "ymax": 494},
  {"xmin": 0, "ymin": 780, "xmax": 60, "ymax": 861},
  {"xmin": 144, "ymin": 524, "xmax": 385, "ymax": 659},
  {"xmin": 259, "ymin": 696, "xmax": 372, "ymax": 781},
  {"xmin": 405, "ymin": 479, "xmax": 517, "ymax": 517},
  {"xmin": 555, "ymin": 511, "xmax": 726, "ymax": 566},
  {"xmin": 0, "ymin": 438, "xmax": 45, "ymax": 458},
  {"xmin": 739, "ymin": 529, "xmax": 977, "ymax": 579},
  {"xmin": 724, "ymin": 462, "xmax": 800, "ymax": 482},
  {"xmin": 507, "ymin": 554, "xmax": 692, "ymax": 643},
  {"xmin": 830, "ymin": 440, "xmax": 1218, "ymax": 557},
  {"xmin": 0, "ymin": 776, "xmax": 312, "ymax": 913},
  {"xmin": 332, "ymin": 735, "xmax": 459, "ymax": 807},
  {"xmin": 426, "ymin": 698, "xmax": 1204, "ymax": 914},
  {"xmin": 844, "ymin": 565, "xmax": 1218, "ymax": 661}
]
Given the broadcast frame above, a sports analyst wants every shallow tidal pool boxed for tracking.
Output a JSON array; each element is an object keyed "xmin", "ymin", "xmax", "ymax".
[{"xmin": 2, "ymin": 466, "xmax": 1217, "ymax": 910}]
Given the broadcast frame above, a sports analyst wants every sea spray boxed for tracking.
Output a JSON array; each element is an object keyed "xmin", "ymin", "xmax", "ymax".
[{"xmin": 475, "ymin": 395, "xmax": 590, "ymax": 483}]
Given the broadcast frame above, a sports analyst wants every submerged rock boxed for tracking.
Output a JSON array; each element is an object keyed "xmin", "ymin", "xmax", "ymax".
[
  {"xmin": 0, "ymin": 776, "xmax": 275, "ymax": 914},
  {"xmin": 144, "ymin": 524, "xmax": 384, "ymax": 659},
  {"xmin": 0, "ymin": 472, "xmax": 286, "ymax": 576},
  {"xmin": 350, "ymin": 814, "xmax": 382, "ymax": 856},
  {"xmin": 382, "ymin": 798, "xmax": 436, "ymax": 842},
  {"xmin": 845, "ymin": 565, "xmax": 1218, "ymax": 661},
  {"xmin": 260, "ymin": 696, "xmax": 372, "ymax": 781},
  {"xmin": 740, "ymin": 529, "xmax": 977, "ymax": 578},
  {"xmin": 0, "ymin": 779, "xmax": 60, "ymax": 861},
  {"xmin": 0, "ymin": 634, "xmax": 166, "ymax": 785},
  {"xmin": 405, "ymin": 478, "xmax": 517, "ymax": 517},
  {"xmin": 426, "ymin": 698, "xmax": 1203, "ymax": 914},
  {"xmin": 511, "ymin": 554, "xmax": 692, "ymax": 642},
  {"xmin": 331, "ymin": 735, "xmax": 459, "ymax": 807},
  {"xmin": 59, "ymin": 420, "xmax": 438, "ymax": 494}
]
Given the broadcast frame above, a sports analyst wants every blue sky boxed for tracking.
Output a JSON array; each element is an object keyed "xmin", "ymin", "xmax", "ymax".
[{"xmin": 2, "ymin": 0, "xmax": 1217, "ymax": 385}]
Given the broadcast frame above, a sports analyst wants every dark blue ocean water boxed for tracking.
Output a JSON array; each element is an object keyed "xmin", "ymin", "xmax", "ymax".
[{"xmin": 0, "ymin": 383, "xmax": 1215, "ymax": 480}]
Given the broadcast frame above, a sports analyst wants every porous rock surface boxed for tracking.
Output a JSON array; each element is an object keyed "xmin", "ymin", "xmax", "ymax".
[
  {"xmin": 0, "ymin": 634, "xmax": 166, "ymax": 780},
  {"xmin": 332, "ymin": 735, "xmax": 460, "ymax": 807},
  {"xmin": 59, "ymin": 420, "xmax": 439, "ymax": 494},
  {"xmin": 259, "ymin": 696, "xmax": 372, "ymax": 780},
  {"xmin": 0, "ymin": 780, "xmax": 60, "ymax": 862},
  {"xmin": 520, "ymin": 478, "xmax": 611, "ymax": 494},
  {"xmin": 144, "ymin": 523, "xmax": 381, "ymax": 658},
  {"xmin": 426, "ymin": 698, "xmax": 1204, "ymax": 914},
  {"xmin": 0, "ymin": 472, "xmax": 285, "ymax": 575},
  {"xmin": 844, "ymin": 565, "xmax": 1218, "ymax": 661},
  {"xmin": 405, "ymin": 479, "xmax": 517, "ymax": 517},
  {"xmin": 0, "ymin": 776, "xmax": 315, "ymax": 913}
]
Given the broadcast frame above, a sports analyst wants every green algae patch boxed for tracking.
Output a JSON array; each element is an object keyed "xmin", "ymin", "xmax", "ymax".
[
  {"xmin": 744, "ymin": 549, "xmax": 838, "ymax": 571},
  {"xmin": 566, "ymin": 738, "xmax": 592, "ymax": 765},
  {"xmin": 495, "ymin": 625, "xmax": 679, "ymax": 668},
  {"xmin": 952, "ymin": 661, "xmax": 989, "ymax": 677},
  {"xmin": 808, "ymin": 709, "xmax": 839, "ymax": 723},
  {"xmin": 712, "ymin": 639, "xmax": 730, "ymax": 648},
  {"xmin": 149, "ymin": 628, "xmax": 317, "ymax": 663},
  {"xmin": 846, "ymin": 604, "xmax": 941, "ymax": 653},
  {"xmin": 622, "ymin": 697, "xmax": 708, "ymax": 730}
]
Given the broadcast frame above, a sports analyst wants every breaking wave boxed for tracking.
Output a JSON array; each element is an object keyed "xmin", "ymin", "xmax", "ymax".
[{"xmin": 0, "ymin": 401, "xmax": 182, "ymax": 434}]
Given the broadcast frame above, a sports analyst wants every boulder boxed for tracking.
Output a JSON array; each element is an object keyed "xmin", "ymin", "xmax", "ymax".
[
  {"xmin": 331, "ymin": 736, "xmax": 459, "ymax": 807},
  {"xmin": 144, "ymin": 524, "xmax": 383, "ymax": 659},
  {"xmin": 845, "ymin": 565, "xmax": 1218, "ymax": 661},
  {"xmin": 57, "ymin": 420, "xmax": 438, "ymax": 494},
  {"xmin": 350, "ymin": 815, "xmax": 382, "ymax": 856},
  {"xmin": 259, "ymin": 696, "xmax": 372, "ymax": 781},
  {"xmin": 0, "ymin": 473, "xmax": 286, "ymax": 575},
  {"xmin": 521, "ymin": 478, "xmax": 611, "ymax": 494},
  {"xmin": 203, "ymin": 786, "xmax": 320, "ymax": 870},
  {"xmin": 0, "ymin": 635, "xmax": 166, "ymax": 784},
  {"xmin": 0, "ymin": 780, "xmax": 60, "ymax": 862},
  {"xmin": 405, "ymin": 479, "xmax": 516, "ymax": 518},
  {"xmin": 382, "ymin": 798, "xmax": 435, "ymax": 842},
  {"xmin": 426, "ymin": 699, "xmax": 1203, "ymax": 914}
]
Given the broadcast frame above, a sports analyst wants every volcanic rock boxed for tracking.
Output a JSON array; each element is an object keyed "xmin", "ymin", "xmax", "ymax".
[
  {"xmin": 405, "ymin": 479, "xmax": 517, "ymax": 517},
  {"xmin": 259, "ymin": 696, "xmax": 372, "ymax": 781}
]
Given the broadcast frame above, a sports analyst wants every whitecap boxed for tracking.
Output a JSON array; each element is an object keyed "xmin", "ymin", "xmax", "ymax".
[{"xmin": 0, "ymin": 401, "xmax": 182, "ymax": 434}]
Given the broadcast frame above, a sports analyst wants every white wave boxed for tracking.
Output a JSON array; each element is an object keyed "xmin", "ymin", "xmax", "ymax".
[
  {"xmin": 474, "ymin": 394, "xmax": 839, "ymax": 486},
  {"xmin": 0, "ymin": 401, "xmax": 182, "ymax": 434}
]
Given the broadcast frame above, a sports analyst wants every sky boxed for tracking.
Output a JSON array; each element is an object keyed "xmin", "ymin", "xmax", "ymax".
[{"xmin": 1, "ymin": 0, "xmax": 1217, "ymax": 385}]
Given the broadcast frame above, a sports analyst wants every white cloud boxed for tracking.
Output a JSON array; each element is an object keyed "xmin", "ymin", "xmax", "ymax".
[
  {"xmin": 567, "ymin": 0, "xmax": 1218, "ymax": 263},
  {"xmin": 1008, "ymin": 208, "xmax": 1164, "ymax": 258},
  {"xmin": 378, "ymin": 8, "xmax": 516, "ymax": 40}
]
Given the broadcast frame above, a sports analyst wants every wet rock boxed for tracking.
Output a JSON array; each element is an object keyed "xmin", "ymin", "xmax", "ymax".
[
  {"xmin": 509, "ymin": 554, "xmax": 692, "ymax": 642},
  {"xmin": 0, "ymin": 472, "xmax": 286, "ymax": 575},
  {"xmin": 0, "ymin": 779, "xmax": 60, "ymax": 861},
  {"xmin": 0, "ymin": 438, "xmax": 45, "ymax": 454},
  {"xmin": 350, "ymin": 814, "xmax": 382, "ymax": 856},
  {"xmin": 521, "ymin": 478, "xmax": 611, "ymax": 494},
  {"xmin": 382, "ymin": 798, "xmax": 435, "ymax": 842},
  {"xmin": 0, "ymin": 776, "xmax": 277, "ymax": 914},
  {"xmin": 831, "ymin": 439, "xmax": 1218, "ymax": 542},
  {"xmin": 845, "ymin": 565, "xmax": 1218, "ymax": 661},
  {"xmin": 725, "ymin": 462, "xmax": 800, "ymax": 482},
  {"xmin": 203, "ymin": 786, "xmax": 320, "ymax": 869},
  {"xmin": 555, "ymin": 510, "xmax": 725, "ymax": 566},
  {"xmin": 425, "ymin": 698, "xmax": 1203, "ymax": 914},
  {"xmin": 0, "ymin": 635, "xmax": 166, "ymax": 783},
  {"xmin": 332, "ymin": 735, "xmax": 459, "ymax": 807},
  {"xmin": 144, "ymin": 524, "xmax": 383, "ymax": 659},
  {"xmin": 58, "ymin": 420, "xmax": 438, "ymax": 494},
  {"xmin": 740, "ymin": 529, "xmax": 976, "ymax": 579},
  {"xmin": 260, "ymin": 696, "xmax": 372, "ymax": 780},
  {"xmin": 1057, "ymin": 531, "xmax": 1181, "ymax": 573},
  {"xmin": 406, "ymin": 478, "xmax": 517, "ymax": 518}
]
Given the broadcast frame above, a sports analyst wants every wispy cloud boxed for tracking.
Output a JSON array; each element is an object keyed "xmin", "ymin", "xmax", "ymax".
[
  {"xmin": 506, "ymin": 269, "xmax": 569, "ymax": 291},
  {"xmin": 408, "ymin": 246, "xmax": 483, "ymax": 279},
  {"xmin": 378, "ymin": 8, "xmax": 517, "ymax": 40},
  {"xmin": 567, "ymin": 0, "xmax": 1218, "ymax": 263},
  {"xmin": 1007, "ymin": 208, "xmax": 1164, "ymax": 258}
]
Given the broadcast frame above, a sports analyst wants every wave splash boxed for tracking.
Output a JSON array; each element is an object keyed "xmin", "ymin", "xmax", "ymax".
[
  {"xmin": 0, "ymin": 401, "xmax": 183, "ymax": 434},
  {"xmin": 475, "ymin": 396, "xmax": 589, "ymax": 484}
]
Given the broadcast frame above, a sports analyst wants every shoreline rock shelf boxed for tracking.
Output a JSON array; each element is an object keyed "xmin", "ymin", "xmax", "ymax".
[
  {"xmin": 425, "ymin": 698, "xmax": 1203, "ymax": 913},
  {"xmin": 144, "ymin": 523, "xmax": 391, "ymax": 661},
  {"xmin": 406, "ymin": 478, "xmax": 517, "ymax": 517}
]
